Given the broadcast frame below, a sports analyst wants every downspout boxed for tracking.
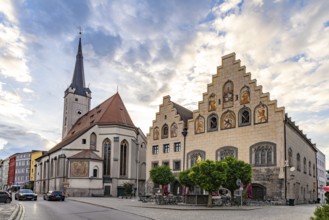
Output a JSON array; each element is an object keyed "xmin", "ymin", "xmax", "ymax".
[{"xmin": 47, "ymin": 155, "xmax": 50, "ymax": 192}]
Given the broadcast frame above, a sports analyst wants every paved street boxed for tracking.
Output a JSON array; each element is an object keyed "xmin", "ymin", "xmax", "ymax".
[{"xmin": 0, "ymin": 196, "xmax": 320, "ymax": 220}]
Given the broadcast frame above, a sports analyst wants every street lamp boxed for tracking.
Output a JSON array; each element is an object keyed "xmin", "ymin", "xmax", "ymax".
[{"xmin": 182, "ymin": 127, "xmax": 188, "ymax": 171}]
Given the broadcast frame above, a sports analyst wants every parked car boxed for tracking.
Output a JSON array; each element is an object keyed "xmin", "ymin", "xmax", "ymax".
[
  {"xmin": 43, "ymin": 191, "xmax": 65, "ymax": 201},
  {"xmin": 0, "ymin": 191, "xmax": 12, "ymax": 203},
  {"xmin": 15, "ymin": 189, "xmax": 38, "ymax": 201}
]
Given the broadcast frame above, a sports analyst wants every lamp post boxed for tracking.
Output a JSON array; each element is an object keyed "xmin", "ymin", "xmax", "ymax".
[
  {"xmin": 136, "ymin": 128, "xmax": 140, "ymax": 198},
  {"xmin": 182, "ymin": 128, "xmax": 188, "ymax": 171}
]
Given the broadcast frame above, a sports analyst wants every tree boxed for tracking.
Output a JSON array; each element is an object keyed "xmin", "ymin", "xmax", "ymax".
[
  {"xmin": 179, "ymin": 169, "xmax": 194, "ymax": 195},
  {"xmin": 149, "ymin": 165, "xmax": 175, "ymax": 195},
  {"xmin": 188, "ymin": 160, "xmax": 228, "ymax": 207},
  {"xmin": 311, "ymin": 204, "xmax": 329, "ymax": 220},
  {"xmin": 221, "ymin": 156, "xmax": 252, "ymax": 200}
]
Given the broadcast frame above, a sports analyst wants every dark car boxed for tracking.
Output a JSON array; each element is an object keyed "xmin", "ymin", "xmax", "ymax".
[
  {"xmin": 15, "ymin": 189, "xmax": 38, "ymax": 201},
  {"xmin": 0, "ymin": 191, "xmax": 12, "ymax": 203},
  {"xmin": 43, "ymin": 191, "xmax": 65, "ymax": 201}
]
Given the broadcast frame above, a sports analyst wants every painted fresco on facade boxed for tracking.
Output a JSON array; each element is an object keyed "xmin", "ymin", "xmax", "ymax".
[
  {"xmin": 70, "ymin": 161, "xmax": 89, "ymax": 177},
  {"xmin": 240, "ymin": 86, "xmax": 250, "ymax": 105},
  {"xmin": 255, "ymin": 102, "xmax": 268, "ymax": 124},
  {"xmin": 195, "ymin": 115, "xmax": 205, "ymax": 134},
  {"xmin": 221, "ymin": 110, "xmax": 236, "ymax": 129},
  {"xmin": 208, "ymin": 93, "xmax": 217, "ymax": 111},
  {"xmin": 170, "ymin": 123, "xmax": 178, "ymax": 137},
  {"xmin": 223, "ymin": 80, "xmax": 234, "ymax": 108},
  {"xmin": 153, "ymin": 127, "xmax": 159, "ymax": 140}
]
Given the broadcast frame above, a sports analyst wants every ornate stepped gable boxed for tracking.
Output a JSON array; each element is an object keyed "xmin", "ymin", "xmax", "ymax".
[
  {"xmin": 150, "ymin": 96, "xmax": 193, "ymax": 140},
  {"xmin": 191, "ymin": 52, "xmax": 285, "ymax": 134}
]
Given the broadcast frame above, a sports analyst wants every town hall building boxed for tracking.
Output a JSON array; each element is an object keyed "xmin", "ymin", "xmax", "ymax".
[
  {"xmin": 146, "ymin": 53, "xmax": 317, "ymax": 205},
  {"xmin": 34, "ymin": 36, "xmax": 147, "ymax": 197}
]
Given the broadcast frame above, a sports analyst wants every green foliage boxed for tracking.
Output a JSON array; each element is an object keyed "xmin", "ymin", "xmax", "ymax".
[
  {"xmin": 311, "ymin": 204, "xmax": 329, "ymax": 220},
  {"xmin": 123, "ymin": 182, "xmax": 133, "ymax": 195},
  {"xmin": 149, "ymin": 165, "xmax": 175, "ymax": 186},
  {"xmin": 221, "ymin": 156, "xmax": 252, "ymax": 198},
  {"xmin": 178, "ymin": 169, "xmax": 194, "ymax": 187},
  {"xmin": 188, "ymin": 160, "xmax": 228, "ymax": 207},
  {"xmin": 325, "ymin": 192, "xmax": 329, "ymax": 204}
]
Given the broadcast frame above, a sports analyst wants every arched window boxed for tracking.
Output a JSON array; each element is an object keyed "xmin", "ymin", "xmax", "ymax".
[
  {"xmin": 162, "ymin": 124, "xmax": 169, "ymax": 139},
  {"xmin": 238, "ymin": 107, "xmax": 251, "ymax": 127},
  {"xmin": 303, "ymin": 157, "xmax": 307, "ymax": 174},
  {"xmin": 90, "ymin": 133, "xmax": 97, "ymax": 150},
  {"xmin": 93, "ymin": 166, "xmax": 98, "ymax": 178},
  {"xmin": 120, "ymin": 140, "xmax": 128, "ymax": 177},
  {"xmin": 313, "ymin": 164, "xmax": 316, "ymax": 177},
  {"xmin": 50, "ymin": 159, "xmax": 54, "ymax": 177},
  {"xmin": 250, "ymin": 142, "xmax": 276, "ymax": 166},
  {"xmin": 221, "ymin": 110, "xmax": 236, "ymax": 129},
  {"xmin": 308, "ymin": 161, "xmax": 311, "ymax": 176},
  {"xmin": 187, "ymin": 150, "xmax": 205, "ymax": 169},
  {"xmin": 297, "ymin": 153, "xmax": 301, "ymax": 171},
  {"xmin": 216, "ymin": 146, "xmax": 238, "ymax": 161},
  {"xmin": 207, "ymin": 113, "xmax": 218, "ymax": 132},
  {"xmin": 288, "ymin": 148, "xmax": 293, "ymax": 167},
  {"xmin": 103, "ymin": 139, "xmax": 111, "ymax": 176}
]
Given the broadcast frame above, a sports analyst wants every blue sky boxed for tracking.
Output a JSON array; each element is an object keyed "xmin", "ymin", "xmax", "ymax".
[{"xmin": 0, "ymin": 0, "xmax": 329, "ymax": 166}]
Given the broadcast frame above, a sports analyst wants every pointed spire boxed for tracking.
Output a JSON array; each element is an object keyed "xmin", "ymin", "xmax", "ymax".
[{"xmin": 65, "ymin": 32, "xmax": 91, "ymax": 97}]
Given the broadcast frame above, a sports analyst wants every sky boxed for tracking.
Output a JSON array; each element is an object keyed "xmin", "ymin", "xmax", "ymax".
[{"xmin": 0, "ymin": 0, "xmax": 329, "ymax": 167}]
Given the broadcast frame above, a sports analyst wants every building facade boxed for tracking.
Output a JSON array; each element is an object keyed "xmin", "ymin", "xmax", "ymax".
[
  {"xmin": 15, "ymin": 152, "xmax": 31, "ymax": 187},
  {"xmin": 146, "ymin": 53, "xmax": 317, "ymax": 204},
  {"xmin": 317, "ymin": 150, "xmax": 326, "ymax": 203},
  {"xmin": 7, "ymin": 155, "xmax": 16, "ymax": 187},
  {"xmin": 34, "ymin": 36, "xmax": 147, "ymax": 197}
]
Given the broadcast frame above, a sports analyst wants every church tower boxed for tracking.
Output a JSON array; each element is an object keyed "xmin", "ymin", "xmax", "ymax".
[{"xmin": 62, "ymin": 34, "xmax": 91, "ymax": 139}]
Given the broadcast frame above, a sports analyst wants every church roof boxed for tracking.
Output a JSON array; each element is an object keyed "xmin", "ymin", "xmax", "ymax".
[
  {"xmin": 68, "ymin": 150, "xmax": 103, "ymax": 161},
  {"xmin": 172, "ymin": 102, "xmax": 193, "ymax": 126},
  {"xmin": 48, "ymin": 92, "xmax": 135, "ymax": 154},
  {"xmin": 64, "ymin": 37, "xmax": 91, "ymax": 97}
]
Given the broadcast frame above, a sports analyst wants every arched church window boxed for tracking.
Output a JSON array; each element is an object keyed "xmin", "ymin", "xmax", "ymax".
[
  {"xmin": 103, "ymin": 139, "xmax": 111, "ymax": 176},
  {"xmin": 216, "ymin": 146, "xmax": 238, "ymax": 161},
  {"xmin": 250, "ymin": 142, "xmax": 276, "ymax": 166},
  {"xmin": 221, "ymin": 110, "xmax": 236, "ymax": 129},
  {"xmin": 120, "ymin": 140, "xmax": 128, "ymax": 177},
  {"xmin": 90, "ymin": 133, "xmax": 97, "ymax": 150},
  {"xmin": 288, "ymin": 148, "xmax": 293, "ymax": 167},
  {"xmin": 162, "ymin": 124, "xmax": 169, "ymax": 139},
  {"xmin": 207, "ymin": 113, "xmax": 218, "ymax": 132},
  {"xmin": 223, "ymin": 80, "xmax": 234, "ymax": 108},
  {"xmin": 238, "ymin": 107, "xmax": 251, "ymax": 127},
  {"xmin": 308, "ymin": 161, "xmax": 311, "ymax": 176},
  {"xmin": 303, "ymin": 157, "xmax": 307, "ymax": 174},
  {"xmin": 93, "ymin": 166, "xmax": 98, "ymax": 178},
  {"xmin": 297, "ymin": 153, "xmax": 301, "ymax": 171}
]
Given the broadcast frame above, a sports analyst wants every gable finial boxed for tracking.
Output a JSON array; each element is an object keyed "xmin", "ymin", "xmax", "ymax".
[{"xmin": 78, "ymin": 26, "xmax": 82, "ymax": 37}]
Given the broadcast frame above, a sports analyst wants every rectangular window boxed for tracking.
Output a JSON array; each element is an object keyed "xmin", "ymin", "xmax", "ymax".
[
  {"xmin": 162, "ymin": 161, "xmax": 169, "ymax": 166},
  {"xmin": 173, "ymin": 161, "xmax": 181, "ymax": 171},
  {"xmin": 152, "ymin": 162, "xmax": 159, "ymax": 168},
  {"xmin": 163, "ymin": 144, "xmax": 170, "ymax": 153},
  {"xmin": 82, "ymin": 139, "xmax": 86, "ymax": 144},
  {"xmin": 152, "ymin": 145, "xmax": 159, "ymax": 155},
  {"xmin": 174, "ymin": 142, "xmax": 181, "ymax": 152}
]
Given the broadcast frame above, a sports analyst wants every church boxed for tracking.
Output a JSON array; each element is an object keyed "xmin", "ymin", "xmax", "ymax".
[
  {"xmin": 34, "ymin": 36, "xmax": 147, "ymax": 197},
  {"xmin": 146, "ymin": 53, "xmax": 317, "ymax": 205}
]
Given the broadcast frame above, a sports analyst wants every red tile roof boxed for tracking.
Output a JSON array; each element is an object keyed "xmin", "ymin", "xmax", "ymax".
[
  {"xmin": 68, "ymin": 150, "xmax": 103, "ymax": 160},
  {"xmin": 47, "ymin": 92, "xmax": 136, "ymax": 154}
]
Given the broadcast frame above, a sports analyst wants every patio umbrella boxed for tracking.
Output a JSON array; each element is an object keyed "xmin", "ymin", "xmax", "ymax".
[{"xmin": 323, "ymin": 186, "xmax": 329, "ymax": 192}]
